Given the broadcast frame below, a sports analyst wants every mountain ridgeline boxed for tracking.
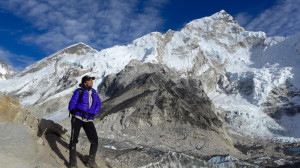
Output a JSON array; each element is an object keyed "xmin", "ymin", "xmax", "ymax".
[{"xmin": 0, "ymin": 10, "xmax": 300, "ymax": 167}]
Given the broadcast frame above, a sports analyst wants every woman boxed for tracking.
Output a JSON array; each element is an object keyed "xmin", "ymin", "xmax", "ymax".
[{"xmin": 68, "ymin": 75, "xmax": 101, "ymax": 168}]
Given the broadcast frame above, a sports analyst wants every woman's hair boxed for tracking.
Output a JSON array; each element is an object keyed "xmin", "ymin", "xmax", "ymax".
[{"xmin": 79, "ymin": 83, "xmax": 83, "ymax": 87}]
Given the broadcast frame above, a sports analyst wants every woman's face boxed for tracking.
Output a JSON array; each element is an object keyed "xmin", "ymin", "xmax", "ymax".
[{"xmin": 84, "ymin": 79, "xmax": 93, "ymax": 87}]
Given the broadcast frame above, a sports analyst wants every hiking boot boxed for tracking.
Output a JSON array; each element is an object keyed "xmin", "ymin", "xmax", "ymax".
[
  {"xmin": 86, "ymin": 161, "xmax": 99, "ymax": 168},
  {"xmin": 69, "ymin": 142, "xmax": 77, "ymax": 168},
  {"xmin": 85, "ymin": 143, "xmax": 99, "ymax": 168}
]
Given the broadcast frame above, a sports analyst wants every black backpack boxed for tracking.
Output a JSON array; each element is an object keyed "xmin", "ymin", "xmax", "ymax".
[{"xmin": 69, "ymin": 88, "xmax": 84, "ymax": 117}]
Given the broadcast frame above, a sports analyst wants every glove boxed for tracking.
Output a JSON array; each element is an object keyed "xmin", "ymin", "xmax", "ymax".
[{"xmin": 70, "ymin": 109, "xmax": 77, "ymax": 115}]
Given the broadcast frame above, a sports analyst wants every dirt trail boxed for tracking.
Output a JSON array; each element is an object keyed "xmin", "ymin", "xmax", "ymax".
[{"xmin": 41, "ymin": 133, "xmax": 112, "ymax": 168}]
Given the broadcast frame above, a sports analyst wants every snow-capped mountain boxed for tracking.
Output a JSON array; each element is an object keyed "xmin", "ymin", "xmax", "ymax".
[
  {"xmin": 0, "ymin": 10, "xmax": 299, "ymax": 142},
  {"xmin": 0, "ymin": 59, "xmax": 15, "ymax": 80}
]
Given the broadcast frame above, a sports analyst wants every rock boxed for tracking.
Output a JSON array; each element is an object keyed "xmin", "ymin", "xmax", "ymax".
[
  {"xmin": 0, "ymin": 94, "xmax": 21, "ymax": 122},
  {"xmin": 0, "ymin": 122, "xmax": 59, "ymax": 168},
  {"xmin": 96, "ymin": 59, "xmax": 237, "ymax": 157}
]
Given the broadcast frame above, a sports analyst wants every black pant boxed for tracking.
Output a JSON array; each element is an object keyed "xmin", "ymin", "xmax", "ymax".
[{"xmin": 69, "ymin": 116, "xmax": 98, "ymax": 145}]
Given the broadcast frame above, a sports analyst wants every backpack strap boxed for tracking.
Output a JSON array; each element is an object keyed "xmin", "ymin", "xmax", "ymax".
[
  {"xmin": 77, "ymin": 88, "xmax": 84, "ymax": 103},
  {"xmin": 69, "ymin": 88, "xmax": 84, "ymax": 117}
]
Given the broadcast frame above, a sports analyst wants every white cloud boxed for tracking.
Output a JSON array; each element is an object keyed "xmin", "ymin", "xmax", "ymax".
[
  {"xmin": 0, "ymin": 0, "xmax": 168, "ymax": 54},
  {"xmin": 0, "ymin": 47, "xmax": 37, "ymax": 71},
  {"xmin": 235, "ymin": 0, "xmax": 300, "ymax": 37},
  {"xmin": 235, "ymin": 12, "xmax": 252, "ymax": 27}
]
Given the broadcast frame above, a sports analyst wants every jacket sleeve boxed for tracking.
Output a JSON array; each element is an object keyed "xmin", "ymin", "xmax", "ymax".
[
  {"xmin": 94, "ymin": 92, "xmax": 102, "ymax": 116},
  {"xmin": 68, "ymin": 89, "xmax": 79, "ymax": 112}
]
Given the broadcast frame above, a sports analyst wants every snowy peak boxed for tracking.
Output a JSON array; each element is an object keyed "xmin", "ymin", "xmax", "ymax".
[
  {"xmin": 0, "ymin": 42, "xmax": 100, "ymax": 105},
  {"xmin": 184, "ymin": 10, "xmax": 239, "ymax": 30},
  {"xmin": 58, "ymin": 42, "xmax": 97, "ymax": 55},
  {"xmin": 211, "ymin": 9, "xmax": 236, "ymax": 21},
  {"xmin": 0, "ymin": 59, "xmax": 15, "ymax": 80},
  {"xmin": 15, "ymin": 42, "xmax": 97, "ymax": 77}
]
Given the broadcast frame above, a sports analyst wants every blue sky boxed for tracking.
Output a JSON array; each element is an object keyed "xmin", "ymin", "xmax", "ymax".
[{"xmin": 0, "ymin": 0, "xmax": 300, "ymax": 71}]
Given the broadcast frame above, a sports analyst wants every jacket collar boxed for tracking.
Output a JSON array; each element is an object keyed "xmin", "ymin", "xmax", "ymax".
[{"xmin": 81, "ymin": 85, "xmax": 94, "ymax": 92}]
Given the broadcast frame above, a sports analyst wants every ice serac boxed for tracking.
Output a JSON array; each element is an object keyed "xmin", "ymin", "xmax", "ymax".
[{"xmin": 0, "ymin": 59, "xmax": 15, "ymax": 80}]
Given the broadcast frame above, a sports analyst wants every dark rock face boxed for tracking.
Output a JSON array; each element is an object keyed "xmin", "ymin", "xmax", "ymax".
[
  {"xmin": 95, "ymin": 59, "xmax": 235, "ymax": 157},
  {"xmin": 262, "ymin": 80, "xmax": 300, "ymax": 119},
  {"xmin": 98, "ymin": 59, "xmax": 222, "ymax": 130},
  {"xmin": 217, "ymin": 72, "xmax": 255, "ymax": 96}
]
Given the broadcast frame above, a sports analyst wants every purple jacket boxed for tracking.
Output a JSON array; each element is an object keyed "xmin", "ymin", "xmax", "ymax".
[{"xmin": 68, "ymin": 86, "xmax": 101, "ymax": 120}]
